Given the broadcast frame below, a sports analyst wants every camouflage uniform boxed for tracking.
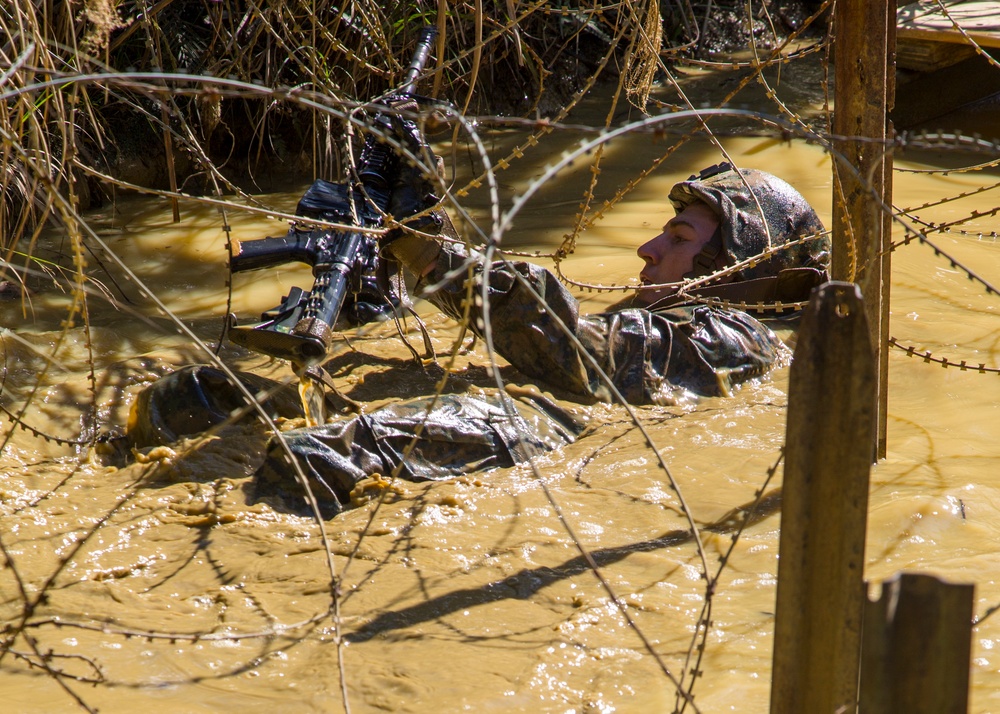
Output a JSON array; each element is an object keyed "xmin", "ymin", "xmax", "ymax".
[
  {"xmin": 390, "ymin": 163, "xmax": 831, "ymax": 406},
  {"xmin": 254, "ymin": 389, "xmax": 581, "ymax": 518},
  {"xmin": 128, "ymin": 365, "xmax": 581, "ymax": 518},
  {"xmin": 418, "ymin": 242, "xmax": 784, "ymax": 405},
  {"xmin": 128, "ymin": 165, "xmax": 829, "ymax": 518}
]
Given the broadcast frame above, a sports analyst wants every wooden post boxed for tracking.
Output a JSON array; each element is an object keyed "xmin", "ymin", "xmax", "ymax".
[
  {"xmin": 770, "ymin": 282, "xmax": 875, "ymax": 714},
  {"xmin": 859, "ymin": 573, "xmax": 974, "ymax": 714},
  {"xmin": 832, "ymin": 0, "xmax": 895, "ymax": 459}
]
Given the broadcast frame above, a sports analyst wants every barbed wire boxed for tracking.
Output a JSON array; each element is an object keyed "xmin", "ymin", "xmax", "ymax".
[
  {"xmin": 3, "ymin": 0, "xmax": 1000, "ymax": 711},
  {"xmin": 888, "ymin": 337, "xmax": 1000, "ymax": 374},
  {"xmin": 932, "ymin": 0, "xmax": 1000, "ymax": 74}
]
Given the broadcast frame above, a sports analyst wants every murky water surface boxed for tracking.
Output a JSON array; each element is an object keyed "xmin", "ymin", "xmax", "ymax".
[{"xmin": 2, "ymin": 99, "xmax": 1000, "ymax": 712}]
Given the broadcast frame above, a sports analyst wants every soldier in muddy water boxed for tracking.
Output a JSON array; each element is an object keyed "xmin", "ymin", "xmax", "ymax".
[{"xmin": 126, "ymin": 161, "xmax": 830, "ymax": 518}]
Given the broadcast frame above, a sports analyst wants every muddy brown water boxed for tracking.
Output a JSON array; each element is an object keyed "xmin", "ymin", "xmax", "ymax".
[{"xmin": 2, "ymin": 120, "xmax": 1000, "ymax": 712}]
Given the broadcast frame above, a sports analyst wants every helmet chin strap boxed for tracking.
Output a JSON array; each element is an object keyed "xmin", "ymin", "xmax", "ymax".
[{"xmin": 682, "ymin": 224, "xmax": 724, "ymax": 280}]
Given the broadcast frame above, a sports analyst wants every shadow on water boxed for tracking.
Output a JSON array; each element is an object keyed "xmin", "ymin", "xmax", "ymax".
[{"xmin": 346, "ymin": 489, "xmax": 782, "ymax": 644}]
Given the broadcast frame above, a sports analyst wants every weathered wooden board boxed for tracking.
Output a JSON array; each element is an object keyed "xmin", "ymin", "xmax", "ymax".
[
  {"xmin": 893, "ymin": 2, "xmax": 1000, "ymax": 124},
  {"xmin": 897, "ymin": 36, "xmax": 975, "ymax": 71},
  {"xmin": 770, "ymin": 283, "xmax": 876, "ymax": 714},
  {"xmin": 860, "ymin": 573, "xmax": 975, "ymax": 714},
  {"xmin": 898, "ymin": 0, "xmax": 1000, "ymax": 49},
  {"xmin": 892, "ymin": 51, "xmax": 1000, "ymax": 127}
]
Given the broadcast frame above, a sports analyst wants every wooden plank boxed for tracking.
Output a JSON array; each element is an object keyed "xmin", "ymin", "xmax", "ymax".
[
  {"xmin": 832, "ymin": 0, "xmax": 892, "ymax": 459},
  {"xmin": 898, "ymin": 0, "xmax": 1000, "ymax": 49},
  {"xmin": 898, "ymin": 1, "xmax": 1000, "ymax": 33},
  {"xmin": 892, "ymin": 51, "xmax": 1000, "ymax": 127},
  {"xmin": 860, "ymin": 589, "xmax": 893, "ymax": 714},
  {"xmin": 898, "ymin": 27, "xmax": 1000, "ymax": 49},
  {"xmin": 859, "ymin": 573, "xmax": 975, "ymax": 714},
  {"xmin": 897, "ymin": 37, "xmax": 975, "ymax": 71},
  {"xmin": 770, "ymin": 282, "xmax": 875, "ymax": 714}
]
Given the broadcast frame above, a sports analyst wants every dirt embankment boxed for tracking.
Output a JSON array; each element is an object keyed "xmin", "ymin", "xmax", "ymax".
[
  {"xmin": 69, "ymin": 4, "xmax": 624, "ymax": 204},
  {"xmin": 4, "ymin": 1, "xmax": 827, "ymax": 223}
]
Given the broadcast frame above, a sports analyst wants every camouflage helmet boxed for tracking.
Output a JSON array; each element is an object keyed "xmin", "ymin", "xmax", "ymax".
[{"xmin": 668, "ymin": 163, "xmax": 830, "ymax": 282}]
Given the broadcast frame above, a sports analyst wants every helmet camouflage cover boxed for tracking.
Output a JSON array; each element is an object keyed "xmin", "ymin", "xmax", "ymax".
[{"xmin": 668, "ymin": 163, "xmax": 830, "ymax": 282}]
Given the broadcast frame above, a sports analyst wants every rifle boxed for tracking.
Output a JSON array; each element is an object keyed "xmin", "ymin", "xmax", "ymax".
[{"xmin": 228, "ymin": 26, "xmax": 439, "ymax": 369}]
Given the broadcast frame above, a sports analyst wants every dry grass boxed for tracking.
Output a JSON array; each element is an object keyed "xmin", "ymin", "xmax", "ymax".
[{"xmin": 5, "ymin": 1, "xmax": 1000, "ymax": 712}]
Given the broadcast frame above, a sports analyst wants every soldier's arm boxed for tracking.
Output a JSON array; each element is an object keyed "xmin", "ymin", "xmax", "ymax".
[{"xmin": 389, "ymin": 236, "xmax": 786, "ymax": 404}]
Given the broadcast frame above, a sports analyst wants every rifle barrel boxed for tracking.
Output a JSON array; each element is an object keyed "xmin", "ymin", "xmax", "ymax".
[{"xmin": 400, "ymin": 26, "xmax": 438, "ymax": 97}]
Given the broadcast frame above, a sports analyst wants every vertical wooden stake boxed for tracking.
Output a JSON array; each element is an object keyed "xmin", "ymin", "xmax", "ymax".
[
  {"xmin": 770, "ymin": 282, "xmax": 875, "ymax": 714},
  {"xmin": 860, "ymin": 573, "xmax": 974, "ymax": 714},
  {"xmin": 832, "ymin": 0, "xmax": 894, "ymax": 459}
]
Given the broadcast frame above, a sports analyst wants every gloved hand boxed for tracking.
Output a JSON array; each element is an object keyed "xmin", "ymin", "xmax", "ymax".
[
  {"xmin": 385, "ymin": 108, "xmax": 444, "ymax": 234},
  {"xmin": 381, "ymin": 103, "xmax": 446, "ymax": 275}
]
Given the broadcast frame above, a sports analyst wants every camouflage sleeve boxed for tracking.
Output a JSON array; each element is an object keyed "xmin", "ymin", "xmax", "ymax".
[{"xmin": 419, "ymin": 242, "xmax": 786, "ymax": 405}]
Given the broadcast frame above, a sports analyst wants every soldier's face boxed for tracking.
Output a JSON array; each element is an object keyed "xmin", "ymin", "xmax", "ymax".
[{"xmin": 636, "ymin": 202, "xmax": 720, "ymax": 304}]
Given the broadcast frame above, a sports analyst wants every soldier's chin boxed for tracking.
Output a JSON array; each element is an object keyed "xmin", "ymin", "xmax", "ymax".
[{"xmin": 636, "ymin": 284, "xmax": 675, "ymax": 305}]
